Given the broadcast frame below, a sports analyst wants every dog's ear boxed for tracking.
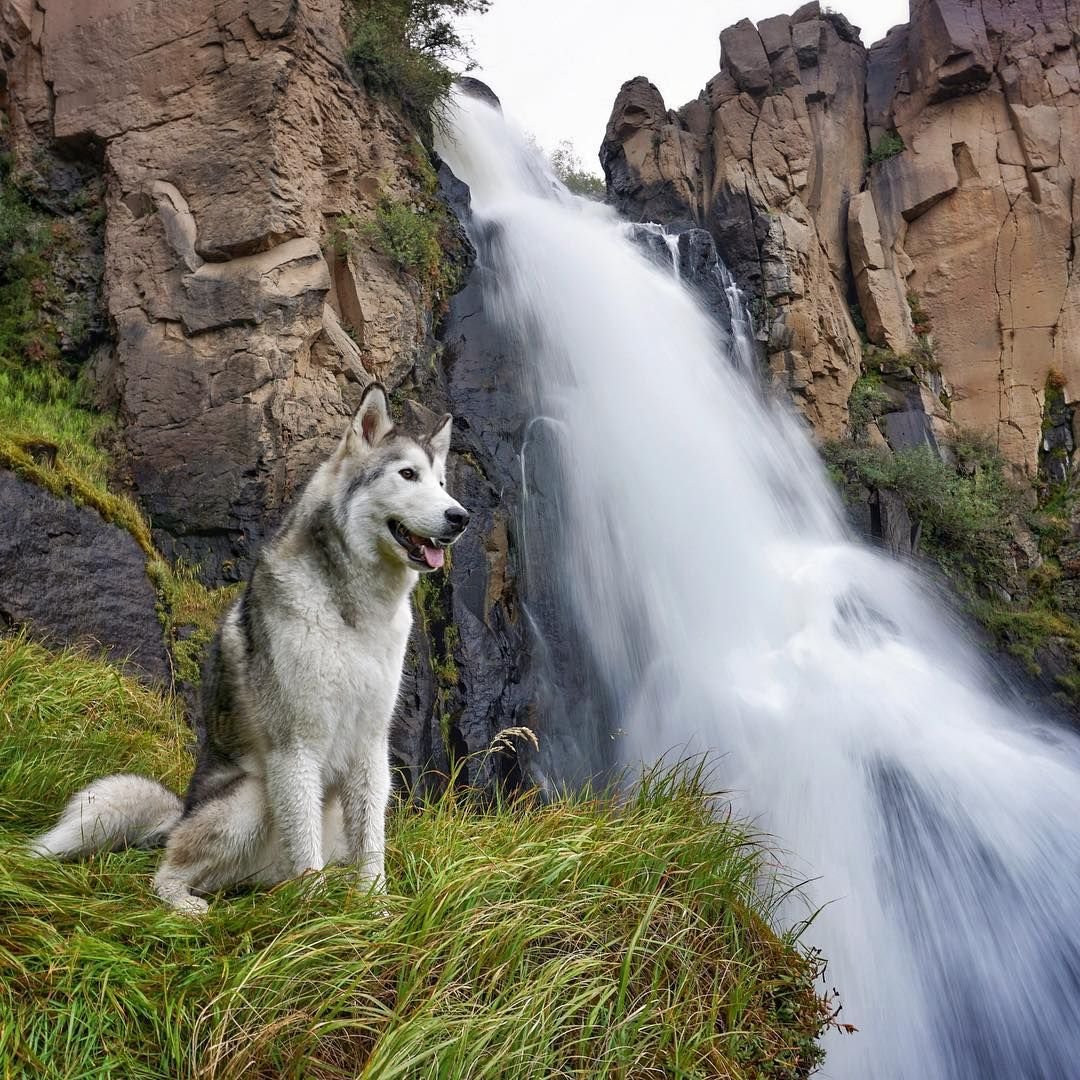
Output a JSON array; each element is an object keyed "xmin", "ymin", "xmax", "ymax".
[
  {"xmin": 428, "ymin": 413, "xmax": 452, "ymax": 463},
  {"xmin": 345, "ymin": 382, "xmax": 393, "ymax": 455}
]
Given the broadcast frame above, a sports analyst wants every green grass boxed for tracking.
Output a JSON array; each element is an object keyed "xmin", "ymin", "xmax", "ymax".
[
  {"xmin": 0, "ymin": 368, "xmax": 153, "ymax": 555},
  {"xmin": 0, "ymin": 635, "xmax": 830, "ymax": 1079},
  {"xmin": 0, "ymin": 634, "xmax": 190, "ymax": 830}
]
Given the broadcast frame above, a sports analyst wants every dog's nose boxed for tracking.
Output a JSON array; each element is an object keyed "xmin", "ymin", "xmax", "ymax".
[{"xmin": 444, "ymin": 507, "xmax": 470, "ymax": 531}]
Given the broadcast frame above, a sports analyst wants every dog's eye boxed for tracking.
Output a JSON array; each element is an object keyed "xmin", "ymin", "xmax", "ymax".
[{"xmin": 399, "ymin": 468, "xmax": 417, "ymax": 481}]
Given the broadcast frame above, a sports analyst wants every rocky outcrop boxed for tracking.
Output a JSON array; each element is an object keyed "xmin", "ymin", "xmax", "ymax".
[
  {"xmin": 602, "ymin": 5, "xmax": 868, "ymax": 439},
  {"xmin": 600, "ymin": 0, "xmax": 1080, "ymax": 473},
  {"xmin": 0, "ymin": 1, "xmax": 531, "ymax": 786},
  {"xmin": 0, "ymin": 469, "xmax": 169, "ymax": 680},
  {"xmin": 2, "ymin": 0, "xmax": 425, "ymax": 579}
]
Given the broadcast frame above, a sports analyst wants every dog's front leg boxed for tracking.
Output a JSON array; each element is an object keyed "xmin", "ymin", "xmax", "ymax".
[
  {"xmin": 340, "ymin": 750, "xmax": 391, "ymax": 890},
  {"xmin": 265, "ymin": 747, "xmax": 324, "ymax": 876}
]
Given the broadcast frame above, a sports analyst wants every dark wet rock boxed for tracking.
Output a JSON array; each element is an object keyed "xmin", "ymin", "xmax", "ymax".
[
  {"xmin": 456, "ymin": 76, "xmax": 502, "ymax": 110},
  {"xmin": 0, "ymin": 470, "xmax": 169, "ymax": 681}
]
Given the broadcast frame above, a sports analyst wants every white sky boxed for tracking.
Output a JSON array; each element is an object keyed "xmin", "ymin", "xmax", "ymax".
[{"xmin": 456, "ymin": 1, "xmax": 910, "ymax": 171}]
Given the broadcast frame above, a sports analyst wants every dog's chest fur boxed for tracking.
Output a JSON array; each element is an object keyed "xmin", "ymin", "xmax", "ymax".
[{"xmin": 227, "ymin": 560, "xmax": 415, "ymax": 778}]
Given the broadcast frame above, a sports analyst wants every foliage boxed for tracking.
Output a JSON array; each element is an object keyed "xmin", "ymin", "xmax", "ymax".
[
  {"xmin": 550, "ymin": 140, "xmax": 606, "ymax": 199},
  {"xmin": 364, "ymin": 197, "xmax": 443, "ymax": 279},
  {"xmin": 0, "ymin": 635, "xmax": 830, "ymax": 1078},
  {"xmin": 352, "ymin": 195, "xmax": 462, "ymax": 303},
  {"xmin": 824, "ymin": 438, "xmax": 1017, "ymax": 588},
  {"xmin": 345, "ymin": 0, "xmax": 491, "ymax": 130},
  {"xmin": 846, "ymin": 371, "xmax": 892, "ymax": 436},
  {"xmin": 867, "ymin": 130, "xmax": 905, "ymax": 165}
]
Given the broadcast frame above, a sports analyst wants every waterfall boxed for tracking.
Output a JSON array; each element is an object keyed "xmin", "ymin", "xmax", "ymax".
[{"xmin": 437, "ymin": 91, "xmax": 1080, "ymax": 1080}]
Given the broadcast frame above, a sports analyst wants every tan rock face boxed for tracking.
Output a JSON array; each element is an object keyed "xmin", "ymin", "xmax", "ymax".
[
  {"xmin": 1, "ymin": 0, "xmax": 426, "ymax": 575},
  {"xmin": 602, "ymin": 0, "xmax": 1080, "ymax": 473},
  {"xmin": 602, "ymin": 6, "xmax": 867, "ymax": 439},
  {"xmin": 875, "ymin": 0, "xmax": 1080, "ymax": 472}
]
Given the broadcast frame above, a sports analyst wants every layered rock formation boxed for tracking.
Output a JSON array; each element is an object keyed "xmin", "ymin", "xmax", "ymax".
[
  {"xmin": 0, "ymin": 0, "xmax": 529, "ymax": 786},
  {"xmin": 601, "ymin": 0, "xmax": 1080, "ymax": 473},
  {"xmin": 3, "ymin": 0, "xmax": 427, "ymax": 576}
]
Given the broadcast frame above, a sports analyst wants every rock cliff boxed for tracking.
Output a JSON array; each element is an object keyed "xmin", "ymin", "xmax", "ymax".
[
  {"xmin": 0, "ymin": 0, "xmax": 530, "ymax": 787},
  {"xmin": 601, "ymin": 0, "xmax": 1080, "ymax": 474}
]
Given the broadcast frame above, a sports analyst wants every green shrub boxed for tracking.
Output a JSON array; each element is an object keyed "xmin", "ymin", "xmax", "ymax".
[
  {"xmin": 825, "ymin": 439, "xmax": 1017, "ymax": 588},
  {"xmin": 0, "ymin": 635, "xmax": 830, "ymax": 1078},
  {"xmin": 846, "ymin": 371, "xmax": 892, "ymax": 436},
  {"xmin": 345, "ymin": 0, "xmax": 491, "ymax": 130},
  {"xmin": 351, "ymin": 195, "xmax": 462, "ymax": 302},
  {"xmin": 364, "ymin": 197, "xmax": 442, "ymax": 277},
  {"xmin": 868, "ymin": 130, "xmax": 904, "ymax": 165}
]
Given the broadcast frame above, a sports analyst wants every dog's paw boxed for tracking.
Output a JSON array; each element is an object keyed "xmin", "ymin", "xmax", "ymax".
[{"xmin": 170, "ymin": 894, "xmax": 210, "ymax": 917}]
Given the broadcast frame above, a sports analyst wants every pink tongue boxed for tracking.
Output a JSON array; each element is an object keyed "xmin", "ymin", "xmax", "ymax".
[{"xmin": 422, "ymin": 545, "xmax": 445, "ymax": 570}]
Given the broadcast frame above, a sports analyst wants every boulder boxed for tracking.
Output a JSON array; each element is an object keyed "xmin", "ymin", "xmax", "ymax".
[
  {"xmin": 0, "ymin": 470, "xmax": 169, "ymax": 681},
  {"xmin": 720, "ymin": 19, "xmax": 772, "ymax": 93}
]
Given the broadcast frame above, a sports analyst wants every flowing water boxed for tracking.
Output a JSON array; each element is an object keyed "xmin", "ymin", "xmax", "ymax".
[{"xmin": 437, "ymin": 92, "xmax": 1080, "ymax": 1079}]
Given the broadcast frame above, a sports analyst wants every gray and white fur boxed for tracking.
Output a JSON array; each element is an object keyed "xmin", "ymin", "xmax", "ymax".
[{"xmin": 30, "ymin": 384, "xmax": 469, "ymax": 914}]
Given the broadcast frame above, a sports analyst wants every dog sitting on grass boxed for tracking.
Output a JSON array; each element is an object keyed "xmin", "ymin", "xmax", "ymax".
[{"xmin": 31, "ymin": 383, "xmax": 469, "ymax": 914}]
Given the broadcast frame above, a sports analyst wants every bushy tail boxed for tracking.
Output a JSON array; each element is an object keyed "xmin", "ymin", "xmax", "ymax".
[{"xmin": 28, "ymin": 775, "xmax": 183, "ymax": 860}]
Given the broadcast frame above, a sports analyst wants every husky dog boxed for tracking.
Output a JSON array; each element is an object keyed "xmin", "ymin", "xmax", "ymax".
[{"xmin": 30, "ymin": 383, "xmax": 469, "ymax": 914}]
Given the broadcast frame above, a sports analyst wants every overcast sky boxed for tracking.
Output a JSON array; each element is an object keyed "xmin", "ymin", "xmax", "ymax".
[{"xmin": 456, "ymin": 1, "xmax": 910, "ymax": 171}]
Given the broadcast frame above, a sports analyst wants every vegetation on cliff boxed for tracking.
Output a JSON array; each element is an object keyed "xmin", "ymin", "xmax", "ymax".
[
  {"xmin": 345, "ymin": 0, "xmax": 490, "ymax": 130},
  {"xmin": 828, "ymin": 334, "xmax": 1080, "ymax": 708},
  {"xmin": 0, "ymin": 634, "xmax": 831, "ymax": 1079}
]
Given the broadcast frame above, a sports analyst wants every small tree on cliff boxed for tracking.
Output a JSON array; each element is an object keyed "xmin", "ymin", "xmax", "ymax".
[{"xmin": 346, "ymin": 0, "xmax": 491, "ymax": 134}]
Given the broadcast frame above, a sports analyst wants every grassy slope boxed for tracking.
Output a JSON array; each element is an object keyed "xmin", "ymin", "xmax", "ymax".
[{"xmin": 0, "ymin": 635, "xmax": 829, "ymax": 1079}]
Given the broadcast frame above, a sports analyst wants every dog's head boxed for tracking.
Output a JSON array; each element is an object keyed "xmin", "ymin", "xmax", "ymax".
[{"xmin": 333, "ymin": 383, "xmax": 470, "ymax": 573}]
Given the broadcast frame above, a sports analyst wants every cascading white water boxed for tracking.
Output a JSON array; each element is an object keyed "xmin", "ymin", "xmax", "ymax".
[{"xmin": 438, "ymin": 92, "xmax": 1080, "ymax": 1079}]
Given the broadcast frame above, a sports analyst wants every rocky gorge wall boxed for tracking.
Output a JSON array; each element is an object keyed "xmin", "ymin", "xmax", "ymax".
[
  {"xmin": 0, "ymin": 0, "xmax": 535, "ymax": 788},
  {"xmin": 602, "ymin": 0, "xmax": 1080, "ymax": 476}
]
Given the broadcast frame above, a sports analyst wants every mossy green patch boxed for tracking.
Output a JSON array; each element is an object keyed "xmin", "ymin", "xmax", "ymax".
[
  {"xmin": 414, "ymin": 562, "xmax": 462, "ymax": 753},
  {"xmin": 147, "ymin": 560, "xmax": 242, "ymax": 687}
]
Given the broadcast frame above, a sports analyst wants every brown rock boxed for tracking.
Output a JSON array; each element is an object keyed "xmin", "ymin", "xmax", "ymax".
[
  {"xmin": 2, "ymin": 0, "xmax": 428, "ymax": 575},
  {"xmin": 720, "ymin": 19, "xmax": 772, "ymax": 94}
]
